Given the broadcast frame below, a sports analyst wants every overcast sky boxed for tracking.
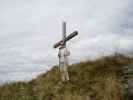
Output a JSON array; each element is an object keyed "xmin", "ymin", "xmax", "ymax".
[{"xmin": 0, "ymin": 0, "xmax": 133, "ymax": 83}]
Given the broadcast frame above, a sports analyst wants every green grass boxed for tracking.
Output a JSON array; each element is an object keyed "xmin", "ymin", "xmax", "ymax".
[{"xmin": 0, "ymin": 54, "xmax": 133, "ymax": 100}]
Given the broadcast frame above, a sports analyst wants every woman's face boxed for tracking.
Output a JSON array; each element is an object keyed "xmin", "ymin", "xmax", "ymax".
[{"xmin": 60, "ymin": 41, "xmax": 64, "ymax": 45}]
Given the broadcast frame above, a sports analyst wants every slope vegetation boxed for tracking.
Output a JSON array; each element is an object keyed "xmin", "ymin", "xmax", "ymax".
[{"xmin": 0, "ymin": 54, "xmax": 133, "ymax": 100}]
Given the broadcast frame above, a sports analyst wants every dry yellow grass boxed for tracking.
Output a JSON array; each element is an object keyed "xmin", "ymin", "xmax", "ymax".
[{"xmin": 0, "ymin": 54, "xmax": 132, "ymax": 100}]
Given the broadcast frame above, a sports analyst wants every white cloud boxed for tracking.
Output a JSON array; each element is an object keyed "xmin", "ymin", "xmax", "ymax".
[{"xmin": 0, "ymin": 0, "xmax": 132, "ymax": 83}]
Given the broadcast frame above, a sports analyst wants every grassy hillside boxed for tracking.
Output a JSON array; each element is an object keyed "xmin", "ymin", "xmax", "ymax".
[{"xmin": 0, "ymin": 54, "xmax": 133, "ymax": 100}]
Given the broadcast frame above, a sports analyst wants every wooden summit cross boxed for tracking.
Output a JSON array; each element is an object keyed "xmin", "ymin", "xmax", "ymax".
[{"xmin": 53, "ymin": 22, "xmax": 78, "ymax": 82}]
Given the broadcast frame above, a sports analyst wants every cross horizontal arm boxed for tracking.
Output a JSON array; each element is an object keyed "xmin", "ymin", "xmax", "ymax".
[{"xmin": 53, "ymin": 31, "xmax": 78, "ymax": 48}]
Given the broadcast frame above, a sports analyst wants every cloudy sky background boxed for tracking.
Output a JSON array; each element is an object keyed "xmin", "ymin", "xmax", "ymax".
[{"xmin": 0, "ymin": 0, "xmax": 133, "ymax": 84}]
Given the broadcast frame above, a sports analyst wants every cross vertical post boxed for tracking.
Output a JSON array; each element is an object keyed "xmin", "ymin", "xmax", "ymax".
[
  {"xmin": 62, "ymin": 22, "xmax": 66, "ymax": 47},
  {"xmin": 58, "ymin": 21, "xmax": 70, "ymax": 82}
]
